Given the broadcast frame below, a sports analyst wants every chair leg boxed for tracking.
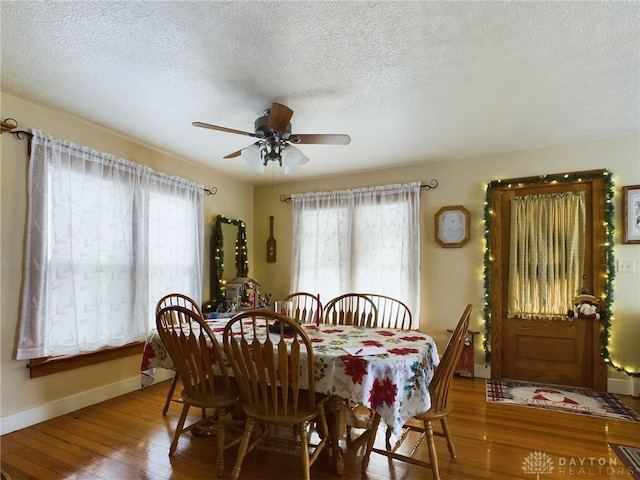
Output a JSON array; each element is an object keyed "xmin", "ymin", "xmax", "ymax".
[
  {"xmin": 441, "ymin": 418, "xmax": 456, "ymax": 458},
  {"xmin": 315, "ymin": 405, "xmax": 330, "ymax": 457},
  {"xmin": 361, "ymin": 413, "xmax": 381, "ymax": 472},
  {"xmin": 169, "ymin": 403, "xmax": 190, "ymax": 456},
  {"xmin": 231, "ymin": 417, "xmax": 255, "ymax": 480},
  {"xmin": 424, "ymin": 420, "xmax": 441, "ymax": 480},
  {"xmin": 298, "ymin": 422, "xmax": 311, "ymax": 480},
  {"xmin": 384, "ymin": 425, "xmax": 393, "ymax": 450},
  {"xmin": 163, "ymin": 371, "xmax": 180, "ymax": 416},
  {"xmin": 216, "ymin": 410, "xmax": 226, "ymax": 477}
]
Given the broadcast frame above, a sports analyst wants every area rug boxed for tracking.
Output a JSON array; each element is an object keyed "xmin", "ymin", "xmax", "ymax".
[
  {"xmin": 610, "ymin": 443, "xmax": 640, "ymax": 480},
  {"xmin": 486, "ymin": 379, "xmax": 640, "ymax": 422}
]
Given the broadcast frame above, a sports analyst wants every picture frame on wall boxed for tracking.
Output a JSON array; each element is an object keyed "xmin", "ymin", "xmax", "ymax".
[
  {"xmin": 622, "ymin": 184, "xmax": 640, "ymax": 244},
  {"xmin": 435, "ymin": 205, "xmax": 470, "ymax": 248}
]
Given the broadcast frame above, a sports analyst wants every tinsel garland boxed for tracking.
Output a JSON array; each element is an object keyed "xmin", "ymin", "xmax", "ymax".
[
  {"xmin": 482, "ymin": 170, "xmax": 638, "ymax": 377},
  {"xmin": 214, "ymin": 215, "xmax": 249, "ymax": 302}
]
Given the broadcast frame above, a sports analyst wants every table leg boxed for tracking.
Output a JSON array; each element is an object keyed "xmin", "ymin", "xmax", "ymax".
[{"xmin": 325, "ymin": 395, "xmax": 345, "ymax": 474}]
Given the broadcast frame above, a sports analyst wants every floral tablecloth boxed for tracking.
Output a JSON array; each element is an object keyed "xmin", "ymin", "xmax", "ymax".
[{"xmin": 141, "ymin": 319, "xmax": 439, "ymax": 438}]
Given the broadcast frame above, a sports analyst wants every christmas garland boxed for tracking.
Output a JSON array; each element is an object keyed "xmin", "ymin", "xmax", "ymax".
[{"xmin": 482, "ymin": 170, "xmax": 637, "ymax": 377}]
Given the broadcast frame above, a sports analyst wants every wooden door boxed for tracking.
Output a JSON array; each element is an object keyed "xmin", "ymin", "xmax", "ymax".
[{"xmin": 490, "ymin": 172, "xmax": 607, "ymax": 390}]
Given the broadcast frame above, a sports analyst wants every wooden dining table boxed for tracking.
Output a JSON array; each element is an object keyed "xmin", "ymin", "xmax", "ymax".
[{"xmin": 140, "ymin": 316, "xmax": 440, "ymax": 474}]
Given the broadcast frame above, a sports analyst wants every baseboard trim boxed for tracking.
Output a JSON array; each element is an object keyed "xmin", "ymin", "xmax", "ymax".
[
  {"xmin": 633, "ymin": 376, "xmax": 640, "ymax": 397},
  {"xmin": 607, "ymin": 377, "xmax": 636, "ymax": 396},
  {"xmin": 474, "ymin": 363, "xmax": 491, "ymax": 379},
  {"xmin": 0, "ymin": 369, "xmax": 173, "ymax": 435}
]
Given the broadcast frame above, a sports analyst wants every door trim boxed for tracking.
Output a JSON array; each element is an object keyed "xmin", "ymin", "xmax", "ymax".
[{"xmin": 485, "ymin": 169, "xmax": 609, "ymax": 390}]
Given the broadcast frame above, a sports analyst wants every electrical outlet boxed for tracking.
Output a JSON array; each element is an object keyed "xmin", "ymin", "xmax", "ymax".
[{"xmin": 617, "ymin": 260, "xmax": 636, "ymax": 273}]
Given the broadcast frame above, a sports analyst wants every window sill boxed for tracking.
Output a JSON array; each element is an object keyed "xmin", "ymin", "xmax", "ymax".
[{"xmin": 28, "ymin": 341, "xmax": 144, "ymax": 378}]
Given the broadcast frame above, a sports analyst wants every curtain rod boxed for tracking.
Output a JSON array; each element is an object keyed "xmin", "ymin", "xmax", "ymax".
[
  {"xmin": 279, "ymin": 179, "xmax": 439, "ymax": 203},
  {"xmin": 3, "ymin": 118, "xmax": 218, "ymax": 196},
  {"xmin": 1, "ymin": 118, "xmax": 33, "ymax": 140}
]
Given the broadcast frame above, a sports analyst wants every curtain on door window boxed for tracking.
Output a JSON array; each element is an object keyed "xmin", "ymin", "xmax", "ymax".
[
  {"xmin": 508, "ymin": 192, "xmax": 585, "ymax": 320},
  {"xmin": 290, "ymin": 182, "xmax": 421, "ymax": 327},
  {"xmin": 17, "ymin": 130, "xmax": 203, "ymax": 360}
]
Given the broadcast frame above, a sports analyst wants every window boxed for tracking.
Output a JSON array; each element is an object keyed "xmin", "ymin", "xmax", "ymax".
[
  {"xmin": 147, "ymin": 189, "xmax": 203, "ymax": 328},
  {"xmin": 290, "ymin": 183, "xmax": 421, "ymax": 327},
  {"xmin": 507, "ymin": 191, "xmax": 586, "ymax": 319},
  {"xmin": 17, "ymin": 130, "xmax": 203, "ymax": 361}
]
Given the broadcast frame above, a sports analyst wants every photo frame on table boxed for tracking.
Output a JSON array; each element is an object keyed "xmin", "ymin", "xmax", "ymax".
[
  {"xmin": 435, "ymin": 205, "xmax": 470, "ymax": 248},
  {"xmin": 622, "ymin": 185, "xmax": 640, "ymax": 244}
]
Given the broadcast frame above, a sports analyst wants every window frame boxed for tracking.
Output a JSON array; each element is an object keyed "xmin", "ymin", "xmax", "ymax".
[{"xmin": 27, "ymin": 341, "xmax": 144, "ymax": 378}]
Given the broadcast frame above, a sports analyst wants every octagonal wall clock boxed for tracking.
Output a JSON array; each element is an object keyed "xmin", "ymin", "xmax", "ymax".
[{"xmin": 435, "ymin": 205, "xmax": 470, "ymax": 248}]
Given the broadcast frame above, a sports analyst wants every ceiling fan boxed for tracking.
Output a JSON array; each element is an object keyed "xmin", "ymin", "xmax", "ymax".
[{"xmin": 193, "ymin": 103, "xmax": 351, "ymax": 173}]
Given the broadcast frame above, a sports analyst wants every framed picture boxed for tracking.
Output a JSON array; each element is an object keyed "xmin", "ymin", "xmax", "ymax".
[
  {"xmin": 622, "ymin": 185, "xmax": 640, "ymax": 244},
  {"xmin": 435, "ymin": 205, "xmax": 470, "ymax": 248}
]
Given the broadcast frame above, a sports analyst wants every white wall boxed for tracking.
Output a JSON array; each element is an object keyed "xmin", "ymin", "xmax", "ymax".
[{"xmin": 0, "ymin": 92, "xmax": 254, "ymax": 434}]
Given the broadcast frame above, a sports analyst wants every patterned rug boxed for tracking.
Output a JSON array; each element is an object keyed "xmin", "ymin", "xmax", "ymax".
[
  {"xmin": 610, "ymin": 443, "xmax": 640, "ymax": 480},
  {"xmin": 486, "ymin": 379, "xmax": 640, "ymax": 422}
]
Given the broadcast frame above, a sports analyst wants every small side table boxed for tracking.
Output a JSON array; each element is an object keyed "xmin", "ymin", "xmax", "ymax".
[{"xmin": 447, "ymin": 329, "xmax": 479, "ymax": 378}]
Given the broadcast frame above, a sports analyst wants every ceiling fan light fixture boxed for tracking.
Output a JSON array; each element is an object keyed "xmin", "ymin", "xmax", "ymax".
[
  {"xmin": 264, "ymin": 138, "xmax": 283, "ymax": 165},
  {"xmin": 240, "ymin": 143, "xmax": 264, "ymax": 173},
  {"xmin": 282, "ymin": 144, "xmax": 310, "ymax": 174}
]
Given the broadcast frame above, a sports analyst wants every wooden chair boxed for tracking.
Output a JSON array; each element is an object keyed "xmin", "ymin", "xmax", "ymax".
[
  {"xmin": 222, "ymin": 310, "xmax": 330, "ymax": 480},
  {"xmin": 283, "ymin": 292, "xmax": 323, "ymax": 323},
  {"xmin": 362, "ymin": 293, "xmax": 413, "ymax": 330},
  {"xmin": 155, "ymin": 293, "xmax": 204, "ymax": 416},
  {"xmin": 156, "ymin": 305, "xmax": 240, "ymax": 477},
  {"xmin": 323, "ymin": 293, "xmax": 378, "ymax": 327},
  {"xmin": 361, "ymin": 304, "xmax": 472, "ymax": 480},
  {"xmin": 323, "ymin": 294, "xmax": 378, "ymax": 445},
  {"xmin": 342, "ymin": 294, "xmax": 412, "ymax": 446}
]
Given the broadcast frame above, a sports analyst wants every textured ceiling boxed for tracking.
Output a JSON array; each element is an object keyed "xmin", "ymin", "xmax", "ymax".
[{"xmin": 1, "ymin": 1, "xmax": 638, "ymax": 186}]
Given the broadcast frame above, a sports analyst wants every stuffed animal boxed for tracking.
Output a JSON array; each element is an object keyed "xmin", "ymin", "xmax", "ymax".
[{"xmin": 567, "ymin": 293, "xmax": 601, "ymax": 320}]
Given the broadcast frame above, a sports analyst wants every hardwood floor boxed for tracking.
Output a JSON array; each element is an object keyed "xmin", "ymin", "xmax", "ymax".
[{"xmin": 2, "ymin": 377, "xmax": 639, "ymax": 479}]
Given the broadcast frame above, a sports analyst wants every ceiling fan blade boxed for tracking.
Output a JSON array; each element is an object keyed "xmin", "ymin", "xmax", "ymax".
[
  {"xmin": 223, "ymin": 149, "xmax": 243, "ymax": 159},
  {"xmin": 288, "ymin": 133, "xmax": 351, "ymax": 145},
  {"xmin": 267, "ymin": 103, "xmax": 294, "ymax": 133},
  {"xmin": 193, "ymin": 121, "xmax": 257, "ymax": 138}
]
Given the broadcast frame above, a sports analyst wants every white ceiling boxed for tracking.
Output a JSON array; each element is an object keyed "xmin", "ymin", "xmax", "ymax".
[{"xmin": 1, "ymin": 1, "xmax": 638, "ymax": 186}]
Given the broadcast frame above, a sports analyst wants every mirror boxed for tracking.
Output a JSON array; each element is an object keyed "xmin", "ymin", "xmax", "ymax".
[
  {"xmin": 209, "ymin": 215, "xmax": 248, "ymax": 304},
  {"xmin": 221, "ymin": 222, "xmax": 237, "ymax": 278}
]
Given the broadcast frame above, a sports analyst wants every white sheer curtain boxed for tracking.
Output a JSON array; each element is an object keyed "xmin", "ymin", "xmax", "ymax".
[
  {"xmin": 17, "ymin": 130, "xmax": 203, "ymax": 360},
  {"xmin": 290, "ymin": 183, "xmax": 421, "ymax": 327},
  {"xmin": 508, "ymin": 191, "xmax": 586, "ymax": 320}
]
